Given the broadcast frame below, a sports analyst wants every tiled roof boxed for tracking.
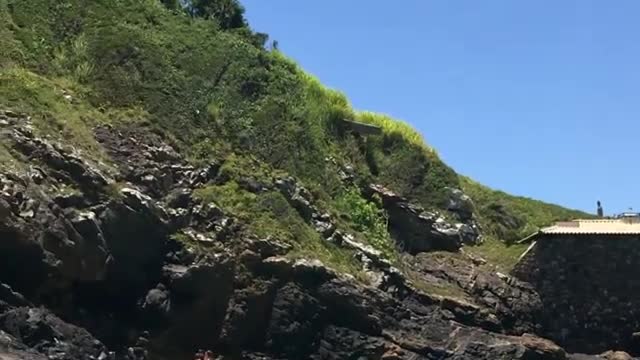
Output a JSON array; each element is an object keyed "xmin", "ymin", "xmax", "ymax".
[{"xmin": 539, "ymin": 219, "xmax": 640, "ymax": 235}]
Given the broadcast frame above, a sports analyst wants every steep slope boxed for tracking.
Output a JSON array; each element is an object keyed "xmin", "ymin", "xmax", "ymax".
[
  {"xmin": 0, "ymin": 0, "xmax": 612, "ymax": 359},
  {"xmin": 0, "ymin": 0, "xmax": 589, "ymax": 260}
]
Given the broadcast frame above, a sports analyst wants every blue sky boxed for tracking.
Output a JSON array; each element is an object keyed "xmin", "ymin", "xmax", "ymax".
[{"xmin": 242, "ymin": 1, "xmax": 640, "ymax": 215}]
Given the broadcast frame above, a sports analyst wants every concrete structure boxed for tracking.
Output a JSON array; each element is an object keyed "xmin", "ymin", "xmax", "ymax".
[
  {"xmin": 513, "ymin": 216, "xmax": 640, "ymax": 354},
  {"xmin": 341, "ymin": 119, "xmax": 382, "ymax": 136}
]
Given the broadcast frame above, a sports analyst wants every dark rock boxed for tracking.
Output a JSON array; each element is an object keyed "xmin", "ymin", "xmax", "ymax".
[
  {"xmin": 0, "ymin": 307, "xmax": 106, "ymax": 359},
  {"xmin": 246, "ymin": 237, "xmax": 292, "ymax": 259},
  {"xmin": 165, "ymin": 187, "xmax": 192, "ymax": 209},
  {"xmin": 266, "ymin": 283, "xmax": 325, "ymax": 358},
  {"xmin": 0, "ymin": 330, "xmax": 48, "ymax": 360},
  {"xmin": 154, "ymin": 254, "xmax": 236, "ymax": 351},
  {"xmin": 53, "ymin": 191, "xmax": 87, "ymax": 209},
  {"xmin": 261, "ymin": 257, "xmax": 337, "ymax": 286},
  {"xmin": 406, "ymin": 252, "xmax": 542, "ymax": 335},
  {"xmin": 219, "ymin": 280, "xmax": 277, "ymax": 350},
  {"xmin": 0, "ymin": 284, "xmax": 31, "ymax": 308},
  {"xmin": 274, "ymin": 177, "xmax": 315, "ymax": 221},
  {"xmin": 140, "ymin": 283, "xmax": 171, "ymax": 325},
  {"xmin": 99, "ymin": 187, "xmax": 169, "ymax": 300},
  {"xmin": 366, "ymin": 184, "xmax": 462, "ymax": 253},
  {"xmin": 317, "ymin": 279, "xmax": 383, "ymax": 336},
  {"xmin": 69, "ymin": 211, "xmax": 110, "ymax": 281},
  {"xmin": 446, "ymin": 187, "xmax": 475, "ymax": 221},
  {"xmin": 238, "ymin": 177, "xmax": 268, "ymax": 193},
  {"xmin": 9, "ymin": 126, "xmax": 109, "ymax": 198}
]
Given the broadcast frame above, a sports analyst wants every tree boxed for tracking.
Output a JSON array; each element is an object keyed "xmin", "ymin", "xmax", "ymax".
[{"xmin": 190, "ymin": 0, "xmax": 247, "ymax": 29}]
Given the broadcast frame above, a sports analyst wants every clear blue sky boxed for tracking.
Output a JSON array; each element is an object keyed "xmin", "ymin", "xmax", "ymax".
[{"xmin": 242, "ymin": 0, "xmax": 640, "ymax": 215}]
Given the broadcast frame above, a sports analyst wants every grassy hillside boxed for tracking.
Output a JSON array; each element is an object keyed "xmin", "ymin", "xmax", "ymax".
[
  {"xmin": 0, "ymin": 0, "xmax": 588, "ymax": 271},
  {"xmin": 461, "ymin": 177, "xmax": 592, "ymax": 243}
]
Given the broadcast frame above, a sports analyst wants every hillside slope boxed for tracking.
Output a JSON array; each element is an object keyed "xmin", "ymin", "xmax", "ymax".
[
  {"xmin": 0, "ymin": 0, "xmax": 588, "ymax": 258},
  {"xmin": 0, "ymin": 1, "xmax": 604, "ymax": 359}
]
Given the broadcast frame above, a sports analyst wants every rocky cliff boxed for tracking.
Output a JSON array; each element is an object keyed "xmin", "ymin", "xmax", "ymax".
[
  {"xmin": 0, "ymin": 110, "xmax": 632, "ymax": 359},
  {"xmin": 0, "ymin": 0, "xmax": 627, "ymax": 358}
]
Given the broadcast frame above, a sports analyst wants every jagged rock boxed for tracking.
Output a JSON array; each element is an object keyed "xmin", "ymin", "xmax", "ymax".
[
  {"xmin": 446, "ymin": 187, "xmax": 475, "ymax": 221},
  {"xmin": 266, "ymin": 283, "xmax": 325, "ymax": 358},
  {"xmin": 0, "ymin": 330, "xmax": 49, "ymax": 360},
  {"xmin": 53, "ymin": 191, "xmax": 87, "ymax": 209},
  {"xmin": 0, "ymin": 307, "xmax": 107, "ymax": 359},
  {"xmin": 599, "ymin": 351, "xmax": 633, "ymax": 360},
  {"xmin": 219, "ymin": 280, "xmax": 278, "ymax": 350},
  {"xmin": 246, "ymin": 237, "xmax": 292, "ymax": 259},
  {"xmin": 8, "ymin": 125, "xmax": 109, "ymax": 198},
  {"xmin": 99, "ymin": 187, "xmax": 170, "ymax": 301},
  {"xmin": 140, "ymin": 283, "xmax": 171, "ymax": 323},
  {"xmin": 69, "ymin": 211, "xmax": 110, "ymax": 281},
  {"xmin": 0, "ymin": 173, "xmax": 114, "ymax": 297},
  {"xmin": 406, "ymin": 252, "xmax": 542, "ymax": 335},
  {"xmin": 366, "ymin": 184, "xmax": 462, "ymax": 253},
  {"xmin": 152, "ymin": 254, "xmax": 236, "ymax": 351},
  {"xmin": 261, "ymin": 257, "xmax": 338, "ymax": 285},
  {"xmin": 317, "ymin": 279, "xmax": 384, "ymax": 336},
  {"xmin": 456, "ymin": 222, "xmax": 482, "ymax": 245},
  {"xmin": 94, "ymin": 125, "xmax": 187, "ymax": 197},
  {"xmin": 192, "ymin": 202, "xmax": 224, "ymax": 222},
  {"xmin": 238, "ymin": 177, "xmax": 269, "ymax": 193},
  {"xmin": 274, "ymin": 177, "xmax": 315, "ymax": 220},
  {"xmin": 165, "ymin": 187, "xmax": 192, "ymax": 209},
  {"xmin": 0, "ymin": 111, "xmax": 614, "ymax": 360},
  {"xmin": 187, "ymin": 162, "xmax": 220, "ymax": 188}
]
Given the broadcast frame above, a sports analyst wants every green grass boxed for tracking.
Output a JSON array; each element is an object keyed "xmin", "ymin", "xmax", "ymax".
[
  {"xmin": 0, "ymin": 143, "xmax": 23, "ymax": 172},
  {"xmin": 334, "ymin": 187, "xmax": 397, "ymax": 260},
  {"xmin": 398, "ymin": 259, "xmax": 470, "ymax": 300},
  {"xmin": 357, "ymin": 111, "xmax": 435, "ymax": 155},
  {"xmin": 192, "ymin": 182, "xmax": 366, "ymax": 278},
  {"xmin": 466, "ymin": 236, "xmax": 528, "ymax": 272},
  {"xmin": 0, "ymin": 0, "xmax": 595, "ymax": 277},
  {"xmin": 461, "ymin": 176, "xmax": 593, "ymax": 243},
  {"xmin": 0, "ymin": 66, "xmax": 149, "ymax": 169}
]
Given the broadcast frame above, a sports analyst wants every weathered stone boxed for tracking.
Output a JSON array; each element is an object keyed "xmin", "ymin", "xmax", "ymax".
[
  {"xmin": 165, "ymin": 187, "xmax": 192, "ymax": 209},
  {"xmin": 0, "ymin": 308, "xmax": 107, "ymax": 359},
  {"xmin": 599, "ymin": 351, "xmax": 633, "ymax": 360},
  {"xmin": 513, "ymin": 235, "xmax": 640, "ymax": 353},
  {"xmin": 446, "ymin": 187, "xmax": 475, "ymax": 221},
  {"xmin": 247, "ymin": 237, "xmax": 292, "ymax": 259},
  {"xmin": 219, "ymin": 280, "xmax": 277, "ymax": 350},
  {"xmin": 366, "ymin": 184, "xmax": 462, "ymax": 253},
  {"xmin": 266, "ymin": 283, "xmax": 325, "ymax": 358}
]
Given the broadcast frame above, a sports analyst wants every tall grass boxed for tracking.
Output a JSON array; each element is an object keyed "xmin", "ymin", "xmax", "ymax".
[{"xmin": 356, "ymin": 111, "xmax": 436, "ymax": 155}]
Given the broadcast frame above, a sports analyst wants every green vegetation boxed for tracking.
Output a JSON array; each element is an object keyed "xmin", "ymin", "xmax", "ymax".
[
  {"xmin": 0, "ymin": 0, "xmax": 590, "ymax": 277},
  {"xmin": 461, "ymin": 177, "xmax": 592, "ymax": 244},
  {"xmin": 466, "ymin": 236, "xmax": 528, "ymax": 272},
  {"xmin": 335, "ymin": 188, "xmax": 396, "ymax": 259},
  {"xmin": 192, "ymin": 182, "xmax": 365, "ymax": 277},
  {"xmin": 0, "ymin": 143, "xmax": 22, "ymax": 172}
]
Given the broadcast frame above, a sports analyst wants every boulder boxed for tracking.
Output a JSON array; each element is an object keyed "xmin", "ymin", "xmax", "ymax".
[
  {"xmin": 446, "ymin": 187, "xmax": 475, "ymax": 221},
  {"xmin": 599, "ymin": 351, "xmax": 633, "ymax": 360},
  {"xmin": 366, "ymin": 184, "xmax": 462, "ymax": 253},
  {"xmin": 0, "ymin": 307, "xmax": 107, "ymax": 359},
  {"xmin": 266, "ymin": 283, "xmax": 326, "ymax": 359}
]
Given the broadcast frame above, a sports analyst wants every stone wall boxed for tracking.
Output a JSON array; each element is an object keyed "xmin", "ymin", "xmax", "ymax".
[{"xmin": 512, "ymin": 235, "xmax": 640, "ymax": 354}]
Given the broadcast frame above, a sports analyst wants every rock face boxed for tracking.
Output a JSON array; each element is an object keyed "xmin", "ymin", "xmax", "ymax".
[
  {"xmin": 365, "ymin": 184, "xmax": 481, "ymax": 252},
  {"xmin": 405, "ymin": 252, "xmax": 543, "ymax": 335},
  {"xmin": 0, "ymin": 111, "xmax": 632, "ymax": 359},
  {"xmin": 513, "ymin": 235, "xmax": 640, "ymax": 355}
]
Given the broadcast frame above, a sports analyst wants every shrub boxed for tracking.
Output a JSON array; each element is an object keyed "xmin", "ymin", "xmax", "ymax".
[{"xmin": 336, "ymin": 188, "xmax": 396, "ymax": 259}]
